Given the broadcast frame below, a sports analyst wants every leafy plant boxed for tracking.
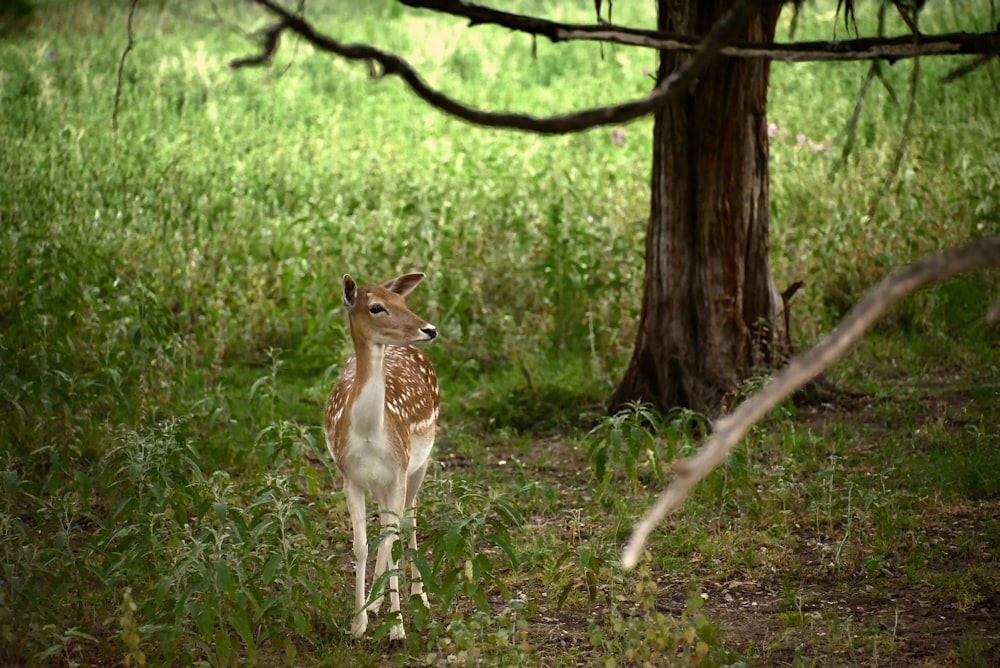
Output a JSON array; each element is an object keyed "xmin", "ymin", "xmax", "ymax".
[
  {"xmin": 409, "ymin": 478, "xmax": 524, "ymax": 615},
  {"xmin": 591, "ymin": 555, "xmax": 737, "ymax": 667},
  {"xmin": 585, "ymin": 401, "xmax": 663, "ymax": 500}
]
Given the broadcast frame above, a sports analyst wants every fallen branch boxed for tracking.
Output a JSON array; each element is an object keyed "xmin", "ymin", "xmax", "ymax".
[{"xmin": 621, "ymin": 236, "xmax": 1000, "ymax": 570}]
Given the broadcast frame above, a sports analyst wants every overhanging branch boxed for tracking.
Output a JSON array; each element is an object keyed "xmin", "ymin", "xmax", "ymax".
[
  {"xmin": 620, "ymin": 235, "xmax": 1000, "ymax": 570},
  {"xmin": 231, "ymin": 1, "xmax": 999, "ymax": 135},
  {"xmin": 399, "ymin": 0, "xmax": 1000, "ymax": 63},
  {"xmin": 232, "ymin": 0, "xmax": 757, "ymax": 134}
]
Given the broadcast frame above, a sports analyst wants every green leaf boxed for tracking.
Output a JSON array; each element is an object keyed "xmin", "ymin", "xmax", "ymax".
[
  {"xmin": 213, "ymin": 500, "xmax": 228, "ymax": 524},
  {"xmin": 556, "ymin": 582, "xmax": 575, "ymax": 611},
  {"xmin": 594, "ymin": 447, "xmax": 608, "ymax": 483},
  {"xmin": 261, "ymin": 553, "xmax": 281, "ymax": 585},
  {"xmin": 492, "ymin": 497, "xmax": 524, "ymax": 527},
  {"xmin": 3, "ymin": 469, "xmax": 18, "ymax": 495},
  {"xmin": 215, "ymin": 560, "xmax": 236, "ymax": 599},
  {"xmin": 193, "ymin": 603, "xmax": 215, "ymax": 642},
  {"xmin": 250, "ymin": 518, "xmax": 276, "ymax": 543},
  {"xmin": 292, "ymin": 506, "xmax": 312, "ymax": 534},
  {"xmin": 468, "ymin": 582, "xmax": 489, "ymax": 612},
  {"xmin": 226, "ymin": 610, "xmax": 256, "ymax": 664},
  {"xmin": 486, "ymin": 532, "xmax": 519, "ymax": 571},
  {"xmin": 292, "ymin": 610, "xmax": 306, "ymax": 635},
  {"xmin": 154, "ymin": 575, "xmax": 172, "ymax": 607},
  {"xmin": 214, "ymin": 626, "xmax": 232, "ymax": 667}
]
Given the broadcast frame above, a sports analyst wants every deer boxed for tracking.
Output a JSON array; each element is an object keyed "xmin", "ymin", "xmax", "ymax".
[{"xmin": 323, "ymin": 272, "xmax": 440, "ymax": 641}]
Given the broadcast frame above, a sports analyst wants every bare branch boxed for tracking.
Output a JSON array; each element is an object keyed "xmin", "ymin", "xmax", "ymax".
[
  {"xmin": 944, "ymin": 53, "xmax": 1000, "ymax": 82},
  {"xmin": 232, "ymin": 0, "xmax": 757, "ymax": 134},
  {"xmin": 230, "ymin": 21, "xmax": 284, "ymax": 68},
  {"xmin": 113, "ymin": 0, "xmax": 139, "ymax": 145},
  {"xmin": 866, "ymin": 16, "xmax": 920, "ymax": 220},
  {"xmin": 827, "ymin": 4, "xmax": 897, "ymax": 181},
  {"xmin": 827, "ymin": 62, "xmax": 877, "ymax": 180},
  {"xmin": 398, "ymin": 0, "xmax": 1000, "ymax": 63},
  {"xmin": 621, "ymin": 236, "xmax": 1000, "ymax": 570},
  {"xmin": 228, "ymin": 1, "xmax": 999, "ymax": 138}
]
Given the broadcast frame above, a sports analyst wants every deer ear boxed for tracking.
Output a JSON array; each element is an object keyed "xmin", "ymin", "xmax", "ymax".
[
  {"xmin": 382, "ymin": 272, "xmax": 425, "ymax": 298},
  {"xmin": 342, "ymin": 274, "xmax": 358, "ymax": 309}
]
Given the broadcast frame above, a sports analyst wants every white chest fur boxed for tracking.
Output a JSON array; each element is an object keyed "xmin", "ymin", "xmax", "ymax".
[{"xmin": 340, "ymin": 363, "xmax": 401, "ymax": 489}]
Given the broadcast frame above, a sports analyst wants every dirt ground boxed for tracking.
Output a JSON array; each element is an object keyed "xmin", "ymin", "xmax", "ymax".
[{"xmin": 507, "ymin": 394, "xmax": 1000, "ymax": 667}]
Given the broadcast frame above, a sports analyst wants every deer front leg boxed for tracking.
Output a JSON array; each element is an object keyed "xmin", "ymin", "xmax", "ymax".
[{"xmin": 344, "ymin": 480, "xmax": 369, "ymax": 638}]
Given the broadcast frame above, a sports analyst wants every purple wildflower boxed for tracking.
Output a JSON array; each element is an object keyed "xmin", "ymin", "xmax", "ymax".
[{"xmin": 611, "ymin": 127, "xmax": 626, "ymax": 146}]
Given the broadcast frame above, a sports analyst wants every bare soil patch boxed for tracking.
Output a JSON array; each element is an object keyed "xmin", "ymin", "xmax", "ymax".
[{"xmin": 510, "ymin": 389, "xmax": 1000, "ymax": 666}]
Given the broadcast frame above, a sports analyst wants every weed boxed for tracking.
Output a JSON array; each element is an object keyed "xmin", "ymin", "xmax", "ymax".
[{"xmin": 0, "ymin": 0, "xmax": 997, "ymax": 664}]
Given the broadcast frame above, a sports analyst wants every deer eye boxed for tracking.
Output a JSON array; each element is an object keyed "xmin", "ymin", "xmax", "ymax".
[{"xmin": 369, "ymin": 304, "xmax": 386, "ymax": 315}]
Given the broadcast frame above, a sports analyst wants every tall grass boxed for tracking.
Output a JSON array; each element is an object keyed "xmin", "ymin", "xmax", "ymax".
[{"xmin": 1, "ymin": 0, "xmax": 997, "ymax": 665}]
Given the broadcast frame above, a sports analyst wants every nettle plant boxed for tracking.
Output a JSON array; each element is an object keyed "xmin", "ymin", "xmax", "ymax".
[
  {"xmin": 96, "ymin": 422, "xmax": 338, "ymax": 665},
  {"xmin": 590, "ymin": 554, "xmax": 735, "ymax": 668},
  {"xmin": 400, "ymin": 478, "xmax": 524, "ymax": 635},
  {"xmin": 585, "ymin": 402, "xmax": 710, "ymax": 501}
]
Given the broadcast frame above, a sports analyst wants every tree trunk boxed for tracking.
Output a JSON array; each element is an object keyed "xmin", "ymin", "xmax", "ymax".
[{"xmin": 610, "ymin": 1, "xmax": 788, "ymax": 417}]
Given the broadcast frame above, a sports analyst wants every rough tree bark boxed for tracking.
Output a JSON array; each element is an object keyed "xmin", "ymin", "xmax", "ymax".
[{"xmin": 610, "ymin": 0, "xmax": 788, "ymax": 416}]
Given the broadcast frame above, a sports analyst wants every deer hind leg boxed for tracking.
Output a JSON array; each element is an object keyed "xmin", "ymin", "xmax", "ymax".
[
  {"xmin": 344, "ymin": 480, "xmax": 369, "ymax": 638},
  {"xmin": 404, "ymin": 461, "xmax": 430, "ymax": 607},
  {"xmin": 368, "ymin": 525, "xmax": 389, "ymax": 616}
]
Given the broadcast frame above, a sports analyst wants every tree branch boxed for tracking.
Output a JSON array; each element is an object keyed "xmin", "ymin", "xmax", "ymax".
[
  {"xmin": 866, "ymin": 15, "xmax": 920, "ymax": 220},
  {"xmin": 232, "ymin": 0, "xmax": 757, "ymax": 134},
  {"xmin": 621, "ymin": 236, "xmax": 1000, "ymax": 570},
  {"xmin": 230, "ymin": 1, "xmax": 998, "ymax": 136},
  {"xmin": 398, "ymin": 0, "xmax": 1000, "ymax": 63},
  {"xmin": 113, "ymin": 0, "xmax": 140, "ymax": 146}
]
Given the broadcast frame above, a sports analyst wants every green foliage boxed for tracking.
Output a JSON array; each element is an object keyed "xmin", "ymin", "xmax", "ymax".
[
  {"xmin": 412, "ymin": 479, "xmax": 524, "ymax": 614},
  {"xmin": 591, "ymin": 557, "xmax": 740, "ymax": 668},
  {"xmin": 586, "ymin": 402, "xmax": 663, "ymax": 499},
  {"xmin": 0, "ymin": 0, "xmax": 998, "ymax": 665},
  {"xmin": 0, "ymin": 420, "xmax": 338, "ymax": 664},
  {"xmin": 586, "ymin": 403, "xmax": 712, "ymax": 501}
]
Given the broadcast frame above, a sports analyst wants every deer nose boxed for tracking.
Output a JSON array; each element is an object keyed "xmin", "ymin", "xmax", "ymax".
[{"xmin": 421, "ymin": 326, "xmax": 437, "ymax": 340}]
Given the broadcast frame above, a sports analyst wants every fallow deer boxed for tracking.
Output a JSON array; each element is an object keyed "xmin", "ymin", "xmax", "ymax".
[{"xmin": 324, "ymin": 272, "xmax": 439, "ymax": 640}]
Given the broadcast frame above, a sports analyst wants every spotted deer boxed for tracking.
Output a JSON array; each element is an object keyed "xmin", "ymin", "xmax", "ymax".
[{"xmin": 324, "ymin": 272, "xmax": 440, "ymax": 640}]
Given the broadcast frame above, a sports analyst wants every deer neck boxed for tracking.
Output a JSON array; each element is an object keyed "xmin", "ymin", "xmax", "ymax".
[{"xmin": 349, "ymin": 339, "xmax": 388, "ymax": 440}]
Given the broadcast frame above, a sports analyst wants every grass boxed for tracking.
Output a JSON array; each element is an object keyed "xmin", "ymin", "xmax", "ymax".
[{"xmin": 1, "ymin": 0, "xmax": 998, "ymax": 665}]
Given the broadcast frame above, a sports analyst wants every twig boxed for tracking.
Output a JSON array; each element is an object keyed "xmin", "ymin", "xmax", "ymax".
[
  {"xmin": 827, "ymin": 63, "xmax": 876, "ymax": 180},
  {"xmin": 943, "ymin": 53, "xmax": 1000, "ymax": 83},
  {"xmin": 113, "ymin": 0, "xmax": 140, "ymax": 146},
  {"xmin": 272, "ymin": 0, "xmax": 307, "ymax": 79},
  {"xmin": 232, "ymin": 0, "xmax": 757, "ymax": 134},
  {"xmin": 206, "ymin": 0, "xmax": 255, "ymax": 38},
  {"xmin": 828, "ymin": 4, "xmax": 898, "ymax": 180},
  {"xmin": 621, "ymin": 236, "xmax": 1000, "ymax": 569},
  {"xmin": 867, "ymin": 13, "xmax": 920, "ymax": 220}
]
